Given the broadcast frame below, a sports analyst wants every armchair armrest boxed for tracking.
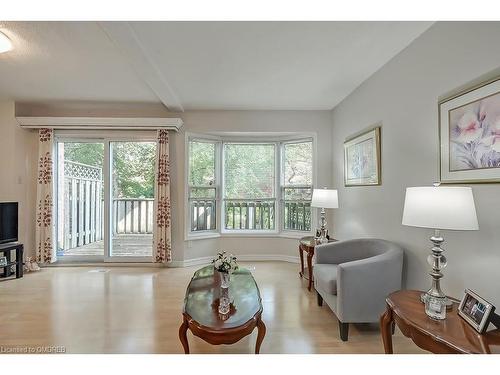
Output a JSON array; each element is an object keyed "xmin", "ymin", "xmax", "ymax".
[
  {"xmin": 335, "ymin": 250, "xmax": 403, "ymax": 323},
  {"xmin": 315, "ymin": 240, "xmax": 367, "ymax": 265}
]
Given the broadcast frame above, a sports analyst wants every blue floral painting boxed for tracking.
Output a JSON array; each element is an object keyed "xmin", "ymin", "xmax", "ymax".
[
  {"xmin": 344, "ymin": 127, "xmax": 380, "ymax": 186},
  {"xmin": 449, "ymin": 91, "xmax": 500, "ymax": 171},
  {"xmin": 347, "ymin": 139, "xmax": 374, "ymax": 180}
]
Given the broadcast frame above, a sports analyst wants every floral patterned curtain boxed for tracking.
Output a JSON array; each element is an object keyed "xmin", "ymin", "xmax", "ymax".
[
  {"xmin": 35, "ymin": 128, "xmax": 56, "ymax": 264},
  {"xmin": 152, "ymin": 129, "xmax": 172, "ymax": 263}
]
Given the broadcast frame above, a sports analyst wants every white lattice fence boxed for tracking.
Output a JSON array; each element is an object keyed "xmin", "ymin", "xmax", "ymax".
[{"xmin": 58, "ymin": 161, "xmax": 104, "ymax": 251}]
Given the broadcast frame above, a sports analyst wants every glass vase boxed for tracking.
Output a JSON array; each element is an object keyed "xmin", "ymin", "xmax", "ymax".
[
  {"xmin": 220, "ymin": 271, "xmax": 230, "ymax": 288},
  {"xmin": 216, "ymin": 271, "xmax": 231, "ymax": 315},
  {"xmin": 218, "ymin": 287, "xmax": 230, "ymax": 315}
]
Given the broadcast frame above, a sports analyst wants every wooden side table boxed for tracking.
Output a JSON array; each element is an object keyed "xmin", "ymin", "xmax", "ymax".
[
  {"xmin": 0, "ymin": 243, "xmax": 24, "ymax": 279},
  {"xmin": 298, "ymin": 236, "xmax": 336, "ymax": 291},
  {"xmin": 380, "ymin": 290, "xmax": 500, "ymax": 354}
]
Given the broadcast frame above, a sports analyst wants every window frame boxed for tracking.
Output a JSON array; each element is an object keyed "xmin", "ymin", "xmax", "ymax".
[
  {"xmin": 185, "ymin": 132, "xmax": 316, "ymax": 240},
  {"xmin": 280, "ymin": 138, "xmax": 314, "ymax": 236},
  {"xmin": 221, "ymin": 141, "xmax": 279, "ymax": 236},
  {"xmin": 185, "ymin": 133, "xmax": 222, "ymax": 241}
]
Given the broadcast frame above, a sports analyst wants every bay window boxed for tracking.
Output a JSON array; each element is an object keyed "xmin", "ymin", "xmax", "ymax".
[
  {"xmin": 188, "ymin": 139, "xmax": 218, "ymax": 232},
  {"xmin": 186, "ymin": 134, "xmax": 314, "ymax": 238}
]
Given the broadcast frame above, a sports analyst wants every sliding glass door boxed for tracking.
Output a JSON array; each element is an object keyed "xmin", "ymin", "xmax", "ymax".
[
  {"xmin": 109, "ymin": 141, "xmax": 155, "ymax": 260},
  {"xmin": 56, "ymin": 141, "xmax": 105, "ymax": 261},
  {"xmin": 56, "ymin": 135, "xmax": 156, "ymax": 263}
]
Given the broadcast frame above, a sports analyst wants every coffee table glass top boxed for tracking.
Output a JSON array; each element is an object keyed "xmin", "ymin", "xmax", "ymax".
[{"xmin": 183, "ymin": 265, "xmax": 262, "ymax": 330}]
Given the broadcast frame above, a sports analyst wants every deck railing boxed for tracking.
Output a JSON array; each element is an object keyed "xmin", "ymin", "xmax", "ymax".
[
  {"xmin": 190, "ymin": 200, "xmax": 217, "ymax": 232},
  {"xmin": 58, "ymin": 161, "xmax": 104, "ymax": 251},
  {"xmin": 189, "ymin": 199, "xmax": 311, "ymax": 232},
  {"xmin": 283, "ymin": 201, "xmax": 311, "ymax": 231},
  {"xmin": 224, "ymin": 199, "xmax": 275, "ymax": 230},
  {"xmin": 112, "ymin": 198, "xmax": 154, "ymax": 234}
]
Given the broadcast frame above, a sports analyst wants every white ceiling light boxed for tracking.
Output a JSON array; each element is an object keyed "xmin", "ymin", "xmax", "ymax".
[{"xmin": 0, "ymin": 31, "xmax": 13, "ymax": 53}]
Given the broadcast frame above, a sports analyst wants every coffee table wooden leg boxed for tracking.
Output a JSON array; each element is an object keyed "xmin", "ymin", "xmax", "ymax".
[
  {"xmin": 307, "ymin": 252, "xmax": 313, "ymax": 291},
  {"xmin": 255, "ymin": 318, "xmax": 266, "ymax": 354},
  {"xmin": 380, "ymin": 307, "xmax": 394, "ymax": 354},
  {"xmin": 179, "ymin": 318, "xmax": 190, "ymax": 354}
]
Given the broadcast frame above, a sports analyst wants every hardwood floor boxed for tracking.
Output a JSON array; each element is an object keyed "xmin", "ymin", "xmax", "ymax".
[{"xmin": 0, "ymin": 262, "xmax": 424, "ymax": 354}]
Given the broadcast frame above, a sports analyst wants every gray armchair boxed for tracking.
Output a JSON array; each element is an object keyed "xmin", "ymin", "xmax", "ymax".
[{"xmin": 313, "ymin": 238, "xmax": 403, "ymax": 341}]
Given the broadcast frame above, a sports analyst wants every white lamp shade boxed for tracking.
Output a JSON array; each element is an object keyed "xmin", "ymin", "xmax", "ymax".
[
  {"xmin": 402, "ymin": 186, "xmax": 478, "ymax": 231},
  {"xmin": 0, "ymin": 32, "xmax": 12, "ymax": 53},
  {"xmin": 311, "ymin": 188, "xmax": 338, "ymax": 209}
]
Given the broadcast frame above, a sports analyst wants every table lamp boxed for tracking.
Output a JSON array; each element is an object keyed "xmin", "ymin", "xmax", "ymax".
[
  {"xmin": 311, "ymin": 188, "xmax": 338, "ymax": 244},
  {"xmin": 402, "ymin": 185, "xmax": 478, "ymax": 320}
]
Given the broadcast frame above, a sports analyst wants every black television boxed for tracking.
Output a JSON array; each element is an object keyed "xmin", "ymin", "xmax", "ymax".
[{"xmin": 0, "ymin": 202, "xmax": 18, "ymax": 244}]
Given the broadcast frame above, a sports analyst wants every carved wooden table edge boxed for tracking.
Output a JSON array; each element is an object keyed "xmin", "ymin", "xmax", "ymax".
[
  {"xmin": 179, "ymin": 308, "xmax": 266, "ymax": 354},
  {"xmin": 380, "ymin": 289, "xmax": 500, "ymax": 354}
]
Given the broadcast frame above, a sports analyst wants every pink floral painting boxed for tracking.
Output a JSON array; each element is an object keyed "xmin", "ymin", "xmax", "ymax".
[{"xmin": 449, "ymin": 91, "xmax": 500, "ymax": 171}]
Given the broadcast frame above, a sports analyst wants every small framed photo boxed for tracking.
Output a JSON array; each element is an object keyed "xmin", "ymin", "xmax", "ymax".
[
  {"xmin": 0, "ymin": 256, "xmax": 7, "ymax": 266},
  {"xmin": 458, "ymin": 289, "xmax": 496, "ymax": 333}
]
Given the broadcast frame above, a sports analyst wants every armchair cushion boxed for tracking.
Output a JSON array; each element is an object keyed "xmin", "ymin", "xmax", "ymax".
[{"xmin": 313, "ymin": 264, "xmax": 338, "ymax": 295}]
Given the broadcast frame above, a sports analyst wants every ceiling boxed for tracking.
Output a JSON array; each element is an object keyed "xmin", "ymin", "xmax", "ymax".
[{"xmin": 0, "ymin": 21, "xmax": 433, "ymax": 111}]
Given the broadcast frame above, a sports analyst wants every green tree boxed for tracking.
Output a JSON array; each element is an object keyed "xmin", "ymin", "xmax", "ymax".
[
  {"xmin": 224, "ymin": 144, "xmax": 275, "ymax": 199},
  {"xmin": 64, "ymin": 142, "xmax": 156, "ymax": 199},
  {"xmin": 112, "ymin": 142, "xmax": 156, "ymax": 198},
  {"xmin": 64, "ymin": 143, "xmax": 104, "ymax": 168}
]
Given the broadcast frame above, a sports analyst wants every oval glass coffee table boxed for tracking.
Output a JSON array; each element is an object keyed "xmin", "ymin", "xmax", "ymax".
[{"xmin": 179, "ymin": 265, "xmax": 266, "ymax": 354}]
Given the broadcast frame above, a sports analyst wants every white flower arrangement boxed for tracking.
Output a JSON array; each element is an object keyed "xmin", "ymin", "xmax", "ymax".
[{"xmin": 212, "ymin": 251, "xmax": 238, "ymax": 274}]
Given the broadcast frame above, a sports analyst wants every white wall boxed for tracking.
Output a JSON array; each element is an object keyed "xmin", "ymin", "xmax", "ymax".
[
  {"xmin": 171, "ymin": 110, "xmax": 332, "ymax": 264},
  {"xmin": 331, "ymin": 22, "xmax": 500, "ymax": 305},
  {"xmin": 0, "ymin": 101, "xmax": 38, "ymax": 257}
]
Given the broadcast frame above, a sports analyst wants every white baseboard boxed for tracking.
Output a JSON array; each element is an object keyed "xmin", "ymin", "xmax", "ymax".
[{"xmin": 169, "ymin": 254, "xmax": 300, "ymax": 268}]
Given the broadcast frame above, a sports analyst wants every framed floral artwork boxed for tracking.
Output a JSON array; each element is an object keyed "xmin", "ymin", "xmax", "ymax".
[
  {"xmin": 344, "ymin": 126, "xmax": 381, "ymax": 186},
  {"xmin": 440, "ymin": 76, "xmax": 500, "ymax": 183}
]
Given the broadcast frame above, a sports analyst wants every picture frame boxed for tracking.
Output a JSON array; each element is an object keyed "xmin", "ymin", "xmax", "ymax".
[
  {"xmin": 457, "ymin": 289, "xmax": 496, "ymax": 333},
  {"xmin": 344, "ymin": 126, "xmax": 381, "ymax": 186},
  {"xmin": 439, "ymin": 76, "xmax": 500, "ymax": 183},
  {"xmin": 0, "ymin": 255, "xmax": 7, "ymax": 266}
]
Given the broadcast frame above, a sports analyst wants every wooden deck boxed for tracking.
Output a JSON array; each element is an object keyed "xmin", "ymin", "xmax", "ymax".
[{"xmin": 61, "ymin": 234, "xmax": 152, "ymax": 257}]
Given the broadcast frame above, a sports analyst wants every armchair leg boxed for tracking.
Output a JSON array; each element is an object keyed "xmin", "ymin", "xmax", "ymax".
[
  {"xmin": 316, "ymin": 291, "xmax": 323, "ymax": 307},
  {"xmin": 339, "ymin": 322, "xmax": 349, "ymax": 342}
]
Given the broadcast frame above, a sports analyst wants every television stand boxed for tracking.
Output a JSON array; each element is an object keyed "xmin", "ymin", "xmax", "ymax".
[{"xmin": 0, "ymin": 242, "xmax": 24, "ymax": 279}]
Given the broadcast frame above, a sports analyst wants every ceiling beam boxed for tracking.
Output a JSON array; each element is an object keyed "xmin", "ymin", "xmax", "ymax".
[{"xmin": 99, "ymin": 21, "xmax": 184, "ymax": 112}]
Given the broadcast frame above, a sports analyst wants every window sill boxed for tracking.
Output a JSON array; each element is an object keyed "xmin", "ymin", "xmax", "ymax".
[
  {"xmin": 186, "ymin": 232, "xmax": 221, "ymax": 241},
  {"xmin": 279, "ymin": 231, "xmax": 314, "ymax": 239},
  {"xmin": 186, "ymin": 230, "xmax": 313, "ymax": 241},
  {"xmin": 220, "ymin": 230, "xmax": 279, "ymax": 237}
]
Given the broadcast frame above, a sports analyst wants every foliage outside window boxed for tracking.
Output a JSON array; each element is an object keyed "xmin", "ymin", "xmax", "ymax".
[
  {"xmin": 224, "ymin": 143, "xmax": 276, "ymax": 230},
  {"xmin": 64, "ymin": 142, "xmax": 156, "ymax": 198},
  {"xmin": 188, "ymin": 140, "xmax": 217, "ymax": 231},
  {"xmin": 282, "ymin": 141, "xmax": 313, "ymax": 231}
]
